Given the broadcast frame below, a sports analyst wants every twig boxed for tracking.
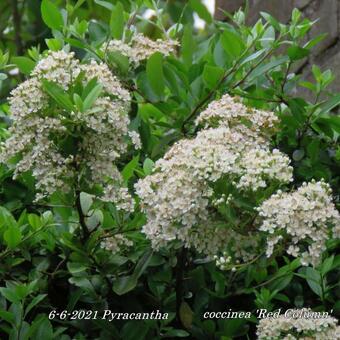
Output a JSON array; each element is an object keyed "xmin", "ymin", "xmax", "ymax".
[
  {"xmin": 0, "ymin": 223, "xmax": 59, "ymax": 260},
  {"xmin": 75, "ymin": 189, "xmax": 89, "ymax": 241},
  {"xmin": 175, "ymin": 246, "xmax": 188, "ymax": 325},
  {"xmin": 232, "ymin": 49, "xmax": 274, "ymax": 89},
  {"xmin": 11, "ymin": 0, "xmax": 23, "ymax": 56},
  {"xmin": 181, "ymin": 39, "xmax": 259, "ymax": 132},
  {"xmin": 180, "ymin": 64, "xmax": 239, "ymax": 133}
]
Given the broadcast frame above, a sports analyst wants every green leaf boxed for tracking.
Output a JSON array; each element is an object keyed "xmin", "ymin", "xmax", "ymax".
[
  {"xmin": 41, "ymin": 0, "xmax": 64, "ymax": 30},
  {"xmin": 287, "ymin": 45, "xmax": 309, "ymax": 61},
  {"xmin": 179, "ymin": 302, "xmax": 193, "ymax": 329},
  {"xmin": 143, "ymin": 158, "xmax": 154, "ymax": 175},
  {"xmin": 67, "ymin": 262, "xmax": 87, "ymax": 275},
  {"xmin": 317, "ymin": 115, "xmax": 340, "ymax": 134},
  {"xmin": 260, "ymin": 12, "xmax": 281, "ymax": 31},
  {"xmin": 113, "ymin": 275, "xmax": 137, "ymax": 295},
  {"xmin": 320, "ymin": 94, "xmax": 340, "ymax": 114},
  {"xmin": 299, "ymin": 81, "xmax": 317, "ymax": 92},
  {"xmin": 113, "ymin": 250, "xmax": 153, "ymax": 295},
  {"xmin": 107, "ymin": 51, "xmax": 130, "ymax": 74},
  {"xmin": 0, "ymin": 310, "xmax": 15, "ymax": 325},
  {"xmin": 306, "ymin": 139, "xmax": 319, "ymax": 162},
  {"xmin": 28, "ymin": 214, "xmax": 41, "ymax": 230},
  {"xmin": 220, "ymin": 30, "xmax": 245, "ymax": 59},
  {"xmin": 138, "ymin": 103, "xmax": 164, "ymax": 122},
  {"xmin": 4, "ymin": 226, "xmax": 22, "ymax": 249},
  {"xmin": 320, "ymin": 256, "xmax": 334, "ymax": 276},
  {"xmin": 306, "ymin": 276, "xmax": 323, "ymax": 297},
  {"xmin": 189, "ymin": 0, "xmax": 212, "ymax": 23},
  {"xmin": 240, "ymin": 49, "xmax": 266, "ymax": 66},
  {"xmin": 24, "ymin": 294, "xmax": 47, "ymax": 317},
  {"xmin": 85, "ymin": 209, "xmax": 103, "ymax": 230},
  {"xmin": 122, "ymin": 155, "xmax": 140, "ymax": 181},
  {"xmin": 82, "ymin": 77, "xmax": 99, "ymax": 100},
  {"xmin": 80, "ymin": 192, "xmax": 93, "ymax": 215},
  {"xmin": 248, "ymin": 56, "xmax": 289, "ymax": 82},
  {"xmin": 11, "ymin": 57, "xmax": 35, "ymax": 75},
  {"xmin": 291, "ymin": 8, "xmax": 301, "ymax": 23},
  {"xmin": 292, "ymin": 149, "xmax": 305, "ymax": 161},
  {"xmin": 73, "ymin": 93, "xmax": 83, "ymax": 111},
  {"xmin": 261, "ymin": 26, "xmax": 275, "ymax": 48},
  {"xmin": 146, "ymin": 52, "xmax": 165, "ymax": 97},
  {"xmin": 312, "ymin": 65, "xmax": 322, "ymax": 82},
  {"xmin": 132, "ymin": 250, "xmax": 153, "ymax": 280},
  {"xmin": 203, "ymin": 65, "xmax": 224, "ymax": 89},
  {"xmin": 30, "ymin": 317, "xmax": 53, "ymax": 339},
  {"xmin": 94, "ymin": 0, "xmax": 114, "ymax": 10},
  {"xmin": 0, "ymin": 73, "xmax": 8, "ymax": 80},
  {"xmin": 45, "ymin": 38, "xmax": 63, "ymax": 51},
  {"xmin": 0, "ymin": 287, "xmax": 21, "ymax": 303},
  {"xmin": 0, "ymin": 207, "xmax": 17, "ymax": 228},
  {"xmin": 64, "ymin": 38, "xmax": 88, "ymax": 49},
  {"xmin": 299, "ymin": 267, "xmax": 323, "ymax": 297},
  {"xmin": 41, "ymin": 80, "xmax": 74, "ymax": 112},
  {"xmin": 68, "ymin": 277, "xmax": 94, "ymax": 292},
  {"xmin": 182, "ymin": 25, "xmax": 195, "ymax": 67},
  {"xmin": 74, "ymin": 0, "xmax": 86, "ymax": 11},
  {"xmin": 66, "ymin": 288, "xmax": 83, "ymax": 310},
  {"xmin": 110, "ymin": 2, "xmax": 124, "ymax": 39},
  {"xmin": 304, "ymin": 33, "xmax": 327, "ymax": 50},
  {"xmin": 83, "ymin": 83, "xmax": 103, "ymax": 111}
]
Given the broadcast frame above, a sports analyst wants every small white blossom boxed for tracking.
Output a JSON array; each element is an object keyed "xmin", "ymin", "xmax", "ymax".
[
  {"xmin": 101, "ymin": 233, "xmax": 133, "ymax": 252},
  {"xmin": 1, "ymin": 50, "xmax": 138, "ymax": 209},
  {"xmin": 257, "ymin": 308, "xmax": 340, "ymax": 339},
  {"xmin": 102, "ymin": 33, "xmax": 179, "ymax": 66},
  {"xmin": 136, "ymin": 95, "xmax": 292, "ymax": 255},
  {"xmin": 195, "ymin": 93, "xmax": 279, "ymax": 139},
  {"xmin": 32, "ymin": 50, "xmax": 80, "ymax": 89},
  {"xmin": 257, "ymin": 180, "xmax": 340, "ymax": 266}
]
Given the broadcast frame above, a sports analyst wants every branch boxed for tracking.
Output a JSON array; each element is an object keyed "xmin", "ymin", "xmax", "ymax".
[
  {"xmin": 75, "ymin": 189, "xmax": 90, "ymax": 241},
  {"xmin": 181, "ymin": 39, "xmax": 260, "ymax": 133},
  {"xmin": 231, "ymin": 49, "xmax": 274, "ymax": 89},
  {"xmin": 11, "ymin": 0, "xmax": 23, "ymax": 56},
  {"xmin": 175, "ymin": 246, "xmax": 188, "ymax": 325},
  {"xmin": 181, "ymin": 65, "xmax": 238, "ymax": 133}
]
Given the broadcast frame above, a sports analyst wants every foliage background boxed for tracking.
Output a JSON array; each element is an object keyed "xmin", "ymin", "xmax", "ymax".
[{"xmin": 0, "ymin": 0, "xmax": 339, "ymax": 339}]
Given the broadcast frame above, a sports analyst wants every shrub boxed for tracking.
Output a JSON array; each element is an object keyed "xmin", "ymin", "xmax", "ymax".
[{"xmin": 0, "ymin": 1, "xmax": 339, "ymax": 339}]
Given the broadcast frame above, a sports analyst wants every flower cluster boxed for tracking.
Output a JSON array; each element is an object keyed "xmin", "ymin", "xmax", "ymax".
[
  {"xmin": 100, "ymin": 233, "xmax": 133, "ymax": 253},
  {"xmin": 257, "ymin": 180, "xmax": 340, "ymax": 266},
  {"xmin": 102, "ymin": 33, "xmax": 178, "ymax": 66},
  {"xmin": 1, "ymin": 50, "xmax": 139, "ymax": 205},
  {"xmin": 31, "ymin": 50, "xmax": 80, "ymax": 89},
  {"xmin": 195, "ymin": 94, "xmax": 279, "ymax": 138},
  {"xmin": 256, "ymin": 308, "xmax": 340, "ymax": 339},
  {"xmin": 136, "ymin": 95, "xmax": 292, "ymax": 256}
]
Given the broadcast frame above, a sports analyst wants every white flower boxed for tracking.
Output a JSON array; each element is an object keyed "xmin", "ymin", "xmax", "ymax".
[
  {"xmin": 257, "ymin": 180, "xmax": 340, "ymax": 266},
  {"xmin": 101, "ymin": 233, "xmax": 133, "ymax": 252},
  {"xmin": 32, "ymin": 50, "xmax": 80, "ymax": 89},
  {"xmin": 256, "ymin": 308, "xmax": 340, "ymax": 339},
  {"xmin": 136, "ymin": 95, "xmax": 292, "ymax": 255},
  {"xmin": 195, "ymin": 93, "xmax": 279, "ymax": 139},
  {"xmin": 102, "ymin": 33, "xmax": 179, "ymax": 66},
  {"xmin": 1, "ymin": 50, "xmax": 138, "ymax": 209}
]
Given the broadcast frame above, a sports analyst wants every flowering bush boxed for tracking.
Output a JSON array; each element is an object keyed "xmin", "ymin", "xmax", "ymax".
[
  {"xmin": 0, "ymin": 1, "xmax": 339, "ymax": 339},
  {"xmin": 2, "ymin": 51, "xmax": 136, "ymax": 204}
]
